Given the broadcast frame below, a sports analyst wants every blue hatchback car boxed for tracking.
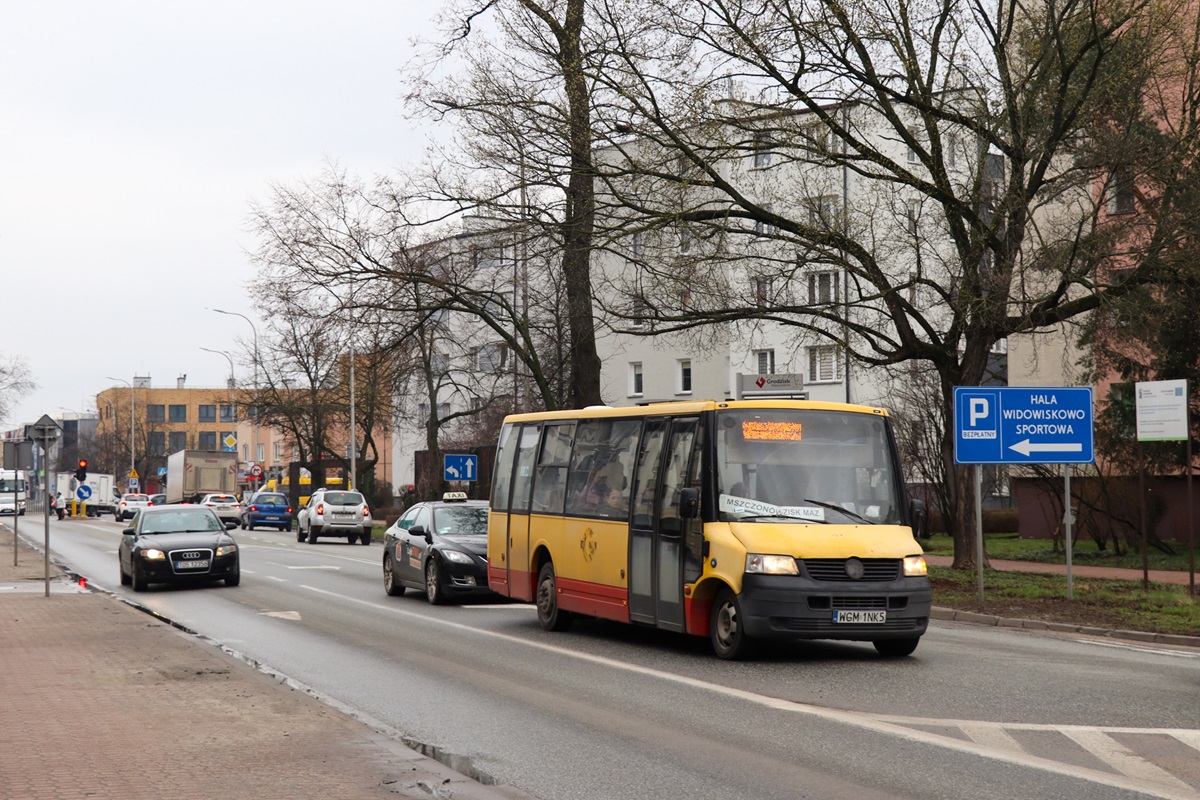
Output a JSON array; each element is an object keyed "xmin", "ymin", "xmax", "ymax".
[{"xmin": 240, "ymin": 492, "xmax": 293, "ymax": 531}]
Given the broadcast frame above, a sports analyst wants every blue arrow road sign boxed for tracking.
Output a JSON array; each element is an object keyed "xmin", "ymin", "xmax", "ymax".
[
  {"xmin": 76, "ymin": 484, "xmax": 93, "ymax": 501},
  {"xmin": 444, "ymin": 454, "xmax": 479, "ymax": 482},
  {"xmin": 954, "ymin": 386, "xmax": 1094, "ymax": 465}
]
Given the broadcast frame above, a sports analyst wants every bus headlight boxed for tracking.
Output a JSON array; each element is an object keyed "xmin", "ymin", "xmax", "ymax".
[
  {"xmin": 903, "ymin": 555, "xmax": 928, "ymax": 576},
  {"xmin": 745, "ymin": 554, "xmax": 799, "ymax": 575}
]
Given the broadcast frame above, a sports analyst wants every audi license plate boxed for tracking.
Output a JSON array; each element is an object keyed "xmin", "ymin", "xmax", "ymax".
[
  {"xmin": 833, "ymin": 610, "xmax": 886, "ymax": 624},
  {"xmin": 176, "ymin": 559, "xmax": 210, "ymax": 570}
]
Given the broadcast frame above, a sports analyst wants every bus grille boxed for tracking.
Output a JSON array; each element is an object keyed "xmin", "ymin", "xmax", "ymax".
[
  {"xmin": 803, "ymin": 559, "xmax": 899, "ymax": 582},
  {"xmin": 775, "ymin": 616, "xmax": 923, "ymax": 632}
]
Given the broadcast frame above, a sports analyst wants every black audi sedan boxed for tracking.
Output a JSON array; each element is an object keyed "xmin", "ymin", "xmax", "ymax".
[
  {"xmin": 119, "ymin": 505, "xmax": 240, "ymax": 592},
  {"xmin": 382, "ymin": 492, "xmax": 492, "ymax": 604}
]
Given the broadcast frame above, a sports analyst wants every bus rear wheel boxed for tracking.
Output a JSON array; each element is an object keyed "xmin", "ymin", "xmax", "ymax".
[
  {"xmin": 536, "ymin": 562, "xmax": 573, "ymax": 632},
  {"xmin": 710, "ymin": 587, "xmax": 753, "ymax": 660}
]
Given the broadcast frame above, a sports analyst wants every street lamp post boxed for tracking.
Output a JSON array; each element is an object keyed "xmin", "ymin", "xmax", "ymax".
[
  {"xmin": 200, "ymin": 347, "xmax": 236, "ymax": 408},
  {"xmin": 212, "ymin": 309, "xmax": 259, "ymax": 487},
  {"xmin": 105, "ymin": 377, "xmax": 135, "ymax": 484}
]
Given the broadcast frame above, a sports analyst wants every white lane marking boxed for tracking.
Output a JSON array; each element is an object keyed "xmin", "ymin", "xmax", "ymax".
[
  {"xmin": 287, "ymin": 565, "xmax": 340, "ymax": 570},
  {"xmin": 960, "ymin": 723, "xmax": 1025, "ymax": 753},
  {"xmin": 1062, "ymin": 729, "xmax": 1193, "ymax": 791},
  {"xmin": 1075, "ymin": 639, "xmax": 1200, "ymax": 659},
  {"xmin": 260, "ymin": 611, "xmax": 302, "ymax": 621},
  {"xmin": 301, "ymin": 583, "xmax": 1200, "ymax": 800},
  {"xmin": 1170, "ymin": 731, "xmax": 1200, "ymax": 751},
  {"xmin": 264, "ymin": 575, "xmax": 286, "ymax": 582}
]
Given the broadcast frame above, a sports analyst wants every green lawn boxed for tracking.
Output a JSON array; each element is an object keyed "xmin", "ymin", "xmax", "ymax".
[{"xmin": 921, "ymin": 532, "xmax": 1199, "ymax": 572}]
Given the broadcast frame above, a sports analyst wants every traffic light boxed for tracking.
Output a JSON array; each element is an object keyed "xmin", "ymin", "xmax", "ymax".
[{"xmin": 75, "ymin": 459, "xmax": 88, "ymax": 482}]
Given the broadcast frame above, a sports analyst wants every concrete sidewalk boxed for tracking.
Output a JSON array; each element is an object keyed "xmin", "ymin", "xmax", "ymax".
[{"xmin": 0, "ymin": 522, "xmax": 533, "ymax": 800}]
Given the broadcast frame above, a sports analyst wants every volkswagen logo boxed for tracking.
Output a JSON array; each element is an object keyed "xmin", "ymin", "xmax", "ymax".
[
  {"xmin": 180, "ymin": 551, "xmax": 203, "ymax": 560},
  {"xmin": 844, "ymin": 557, "xmax": 865, "ymax": 580}
]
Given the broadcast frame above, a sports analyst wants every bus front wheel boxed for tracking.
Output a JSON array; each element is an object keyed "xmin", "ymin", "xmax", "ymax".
[
  {"xmin": 710, "ymin": 587, "xmax": 753, "ymax": 660},
  {"xmin": 536, "ymin": 562, "xmax": 574, "ymax": 632},
  {"xmin": 873, "ymin": 637, "xmax": 920, "ymax": 657}
]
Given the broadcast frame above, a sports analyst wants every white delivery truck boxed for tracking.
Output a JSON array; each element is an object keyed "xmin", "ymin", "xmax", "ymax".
[
  {"xmin": 55, "ymin": 473, "xmax": 118, "ymax": 517},
  {"xmin": 0, "ymin": 469, "xmax": 28, "ymax": 516},
  {"xmin": 165, "ymin": 450, "xmax": 238, "ymax": 505}
]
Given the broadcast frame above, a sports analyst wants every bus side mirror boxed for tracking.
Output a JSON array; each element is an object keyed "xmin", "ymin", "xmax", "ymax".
[
  {"xmin": 909, "ymin": 498, "xmax": 928, "ymax": 540},
  {"xmin": 679, "ymin": 487, "xmax": 699, "ymax": 519}
]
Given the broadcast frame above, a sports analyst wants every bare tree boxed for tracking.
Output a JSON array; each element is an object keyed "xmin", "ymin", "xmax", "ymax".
[
  {"xmin": 0, "ymin": 354, "xmax": 35, "ymax": 425},
  {"xmin": 566, "ymin": 0, "xmax": 1200, "ymax": 568}
]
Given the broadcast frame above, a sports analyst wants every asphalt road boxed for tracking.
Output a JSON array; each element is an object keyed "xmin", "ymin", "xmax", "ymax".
[{"xmin": 32, "ymin": 514, "xmax": 1200, "ymax": 800}]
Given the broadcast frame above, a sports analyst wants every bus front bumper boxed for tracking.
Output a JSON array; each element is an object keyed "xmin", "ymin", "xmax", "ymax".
[{"xmin": 737, "ymin": 574, "xmax": 931, "ymax": 641}]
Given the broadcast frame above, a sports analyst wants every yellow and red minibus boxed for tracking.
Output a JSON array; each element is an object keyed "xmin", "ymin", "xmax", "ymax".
[{"xmin": 486, "ymin": 399, "xmax": 931, "ymax": 659}]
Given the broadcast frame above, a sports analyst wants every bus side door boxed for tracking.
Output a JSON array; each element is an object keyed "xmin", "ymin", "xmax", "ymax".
[
  {"xmin": 504, "ymin": 424, "xmax": 542, "ymax": 601},
  {"xmin": 629, "ymin": 417, "xmax": 697, "ymax": 632}
]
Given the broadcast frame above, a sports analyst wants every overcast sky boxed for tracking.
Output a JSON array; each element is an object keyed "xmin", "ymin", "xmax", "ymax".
[{"xmin": 1, "ymin": 1, "xmax": 437, "ymax": 429}]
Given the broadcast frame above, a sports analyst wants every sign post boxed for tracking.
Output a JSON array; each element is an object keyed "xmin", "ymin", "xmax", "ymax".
[
  {"xmin": 3, "ymin": 440, "xmax": 33, "ymax": 568},
  {"xmin": 1134, "ymin": 379, "xmax": 1193, "ymax": 596},
  {"xmin": 954, "ymin": 387, "xmax": 1095, "ymax": 600},
  {"xmin": 23, "ymin": 415, "xmax": 62, "ymax": 597}
]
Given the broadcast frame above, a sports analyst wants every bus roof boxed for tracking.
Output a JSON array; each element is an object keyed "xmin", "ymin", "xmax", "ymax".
[{"xmin": 501, "ymin": 398, "xmax": 891, "ymax": 424}]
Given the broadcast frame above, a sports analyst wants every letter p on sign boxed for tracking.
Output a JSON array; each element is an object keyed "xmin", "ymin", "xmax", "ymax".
[{"xmin": 969, "ymin": 398, "xmax": 989, "ymax": 427}]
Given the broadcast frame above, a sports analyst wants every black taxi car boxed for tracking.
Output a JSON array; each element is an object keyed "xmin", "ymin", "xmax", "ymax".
[
  {"xmin": 382, "ymin": 492, "xmax": 491, "ymax": 604},
  {"xmin": 118, "ymin": 505, "xmax": 240, "ymax": 592}
]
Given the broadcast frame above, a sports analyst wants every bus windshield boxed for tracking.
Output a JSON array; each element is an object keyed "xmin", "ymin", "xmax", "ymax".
[
  {"xmin": 0, "ymin": 477, "xmax": 25, "ymax": 495},
  {"xmin": 716, "ymin": 408, "xmax": 901, "ymax": 525}
]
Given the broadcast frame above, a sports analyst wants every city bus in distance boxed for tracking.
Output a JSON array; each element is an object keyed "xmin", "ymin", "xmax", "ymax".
[{"xmin": 486, "ymin": 399, "xmax": 931, "ymax": 659}]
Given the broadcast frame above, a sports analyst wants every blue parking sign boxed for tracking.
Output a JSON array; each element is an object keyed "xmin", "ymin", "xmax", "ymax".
[{"xmin": 954, "ymin": 386, "xmax": 1094, "ymax": 465}]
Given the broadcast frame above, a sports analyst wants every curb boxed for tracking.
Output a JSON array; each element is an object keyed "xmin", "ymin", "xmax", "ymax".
[{"xmin": 931, "ymin": 606, "xmax": 1200, "ymax": 649}]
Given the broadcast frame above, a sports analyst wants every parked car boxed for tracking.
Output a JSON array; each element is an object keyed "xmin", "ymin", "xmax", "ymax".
[
  {"xmin": 118, "ymin": 505, "xmax": 240, "ymax": 591},
  {"xmin": 382, "ymin": 492, "xmax": 492, "ymax": 604},
  {"xmin": 196, "ymin": 493, "xmax": 241, "ymax": 527},
  {"xmin": 297, "ymin": 488, "xmax": 371, "ymax": 545},
  {"xmin": 114, "ymin": 493, "xmax": 151, "ymax": 521},
  {"xmin": 241, "ymin": 491, "xmax": 293, "ymax": 531}
]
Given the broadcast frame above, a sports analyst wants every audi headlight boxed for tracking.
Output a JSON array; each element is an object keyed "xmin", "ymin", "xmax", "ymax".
[
  {"xmin": 441, "ymin": 549, "xmax": 474, "ymax": 564},
  {"xmin": 142, "ymin": 549, "xmax": 166, "ymax": 560},
  {"xmin": 216, "ymin": 545, "xmax": 237, "ymax": 557},
  {"xmin": 903, "ymin": 555, "xmax": 928, "ymax": 576},
  {"xmin": 745, "ymin": 554, "xmax": 799, "ymax": 575}
]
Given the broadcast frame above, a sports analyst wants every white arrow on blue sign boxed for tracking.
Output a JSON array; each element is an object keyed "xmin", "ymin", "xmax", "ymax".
[
  {"xmin": 76, "ymin": 484, "xmax": 93, "ymax": 501},
  {"xmin": 444, "ymin": 454, "xmax": 479, "ymax": 482},
  {"xmin": 954, "ymin": 386, "xmax": 1095, "ymax": 465}
]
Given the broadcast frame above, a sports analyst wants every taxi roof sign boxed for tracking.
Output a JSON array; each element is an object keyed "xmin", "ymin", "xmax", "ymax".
[{"xmin": 442, "ymin": 491, "xmax": 469, "ymax": 502}]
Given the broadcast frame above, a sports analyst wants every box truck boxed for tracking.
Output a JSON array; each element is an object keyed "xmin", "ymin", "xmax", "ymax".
[
  {"xmin": 55, "ymin": 472, "xmax": 117, "ymax": 516},
  {"xmin": 165, "ymin": 450, "xmax": 238, "ymax": 505}
]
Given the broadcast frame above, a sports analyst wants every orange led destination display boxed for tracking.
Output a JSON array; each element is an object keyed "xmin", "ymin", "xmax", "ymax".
[{"xmin": 742, "ymin": 420, "xmax": 804, "ymax": 441}]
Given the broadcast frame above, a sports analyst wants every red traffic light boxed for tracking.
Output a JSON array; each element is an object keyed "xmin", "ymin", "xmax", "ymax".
[{"xmin": 78, "ymin": 459, "xmax": 88, "ymax": 469}]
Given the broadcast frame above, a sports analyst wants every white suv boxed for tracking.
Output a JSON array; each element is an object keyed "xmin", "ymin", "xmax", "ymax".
[
  {"xmin": 198, "ymin": 493, "xmax": 242, "ymax": 527},
  {"xmin": 297, "ymin": 489, "xmax": 371, "ymax": 545}
]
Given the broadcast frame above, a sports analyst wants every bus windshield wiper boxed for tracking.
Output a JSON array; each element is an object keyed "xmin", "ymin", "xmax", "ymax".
[
  {"xmin": 729, "ymin": 513, "xmax": 832, "ymax": 524},
  {"xmin": 800, "ymin": 498, "xmax": 872, "ymax": 524}
]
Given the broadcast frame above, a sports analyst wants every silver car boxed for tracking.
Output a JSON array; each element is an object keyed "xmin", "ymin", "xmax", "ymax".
[{"xmin": 297, "ymin": 489, "xmax": 372, "ymax": 545}]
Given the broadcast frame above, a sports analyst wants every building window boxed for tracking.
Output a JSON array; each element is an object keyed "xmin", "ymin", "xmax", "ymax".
[
  {"xmin": 754, "ymin": 204, "xmax": 775, "ymax": 237},
  {"xmin": 148, "ymin": 431, "xmax": 166, "ymax": 455},
  {"xmin": 804, "ymin": 122, "xmax": 831, "ymax": 155},
  {"xmin": 755, "ymin": 277, "xmax": 774, "ymax": 307},
  {"xmin": 631, "ymin": 231, "xmax": 644, "ymax": 259},
  {"xmin": 809, "ymin": 346, "xmax": 843, "ymax": 383},
  {"xmin": 476, "ymin": 343, "xmax": 509, "ymax": 372},
  {"xmin": 475, "ymin": 245, "xmax": 513, "ymax": 271},
  {"xmin": 168, "ymin": 431, "xmax": 187, "ymax": 452},
  {"xmin": 809, "ymin": 271, "xmax": 840, "ymax": 305},
  {"xmin": 220, "ymin": 404, "xmax": 237, "ymax": 423},
  {"xmin": 945, "ymin": 134, "xmax": 957, "ymax": 168},
  {"xmin": 274, "ymin": 442, "xmax": 282, "ymax": 460},
  {"xmin": 630, "ymin": 296, "xmax": 649, "ymax": 329},
  {"xmin": 907, "ymin": 127, "xmax": 920, "ymax": 164},
  {"xmin": 677, "ymin": 359, "xmax": 692, "ymax": 394},
  {"xmin": 1107, "ymin": 169, "xmax": 1135, "ymax": 215},
  {"xmin": 808, "ymin": 195, "xmax": 840, "ymax": 230},
  {"xmin": 257, "ymin": 444, "xmax": 265, "ymax": 463},
  {"xmin": 905, "ymin": 199, "xmax": 920, "ymax": 235},
  {"xmin": 198, "ymin": 405, "xmax": 216, "ymax": 423},
  {"xmin": 679, "ymin": 226, "xmax": 692, "ymax": 254},
  {"xmin": 755, "ymin": 349, "xmax": 776, "ymax": 374},
  {"xmin": 752, "ymin": 133, "xmax": 774, "ymax": 168},
  {"xmin": 198, "ymin": 431, "xmax": 217, "ymax": 450},
  {"xmin": 168, "ymin": 404, "xmax": 187, "ymax": 423},
  {"xmin": 146, "ymin": 404, "xmax": 165, "ymax": 423},
  {"xmin": 630, "ymin": 363, "xmax": 644, "ymax": 397}
]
